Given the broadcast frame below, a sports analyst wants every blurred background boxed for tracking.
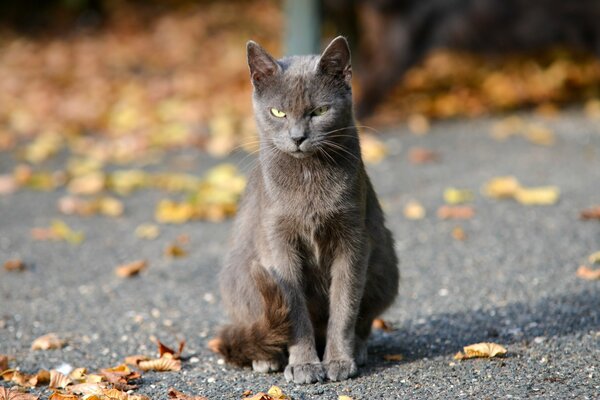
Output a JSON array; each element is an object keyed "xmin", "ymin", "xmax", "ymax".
[{"xmin": 2, "ymin": 0, "xmax": 600, "ymax": 219}]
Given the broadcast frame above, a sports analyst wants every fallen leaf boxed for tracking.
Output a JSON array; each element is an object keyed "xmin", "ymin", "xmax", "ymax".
[
  {"xmin": 383, "ymin": 354, "xmax": 404, "ymax": 362},
  {"xmin": 454, "ymin": 342, "xmax": 507, "ymax": 360},
  {"xmin": 360, "ymin": 134, "xmax": 388, "ymax": 164},
  {"xmin": 137, "ymin": 358, "xmax": 181, "ymax": 372},
  {"xmin": 67, "ymin": 171, "xmax": 105, "ymax": 195},
  {"xmin": 451, "ymin": 226, "xmax": 467, "ymax": 241},
  {"xmin": 99, "ymin": 389, "xmax": 129, "ymax": 400},
  {"xmin": 580, "ymin": 206, "xmax": 600, "ymax": 220},
  {"xmin": 124, "ymin": 355, "xmax": 150, "ymax": 366},
  {"xmin": 242, "ymin": 394, "xmax": 272, "ymax": 400},
  {"xmin": 267, "ymin": 386, "xmax": 288, "ymax": 399},
  {"xmin": 437, "ymin": 205, "xmax": 475, "ymax": 220},
  {"xmin": 576, "ymin": 265, "xmax": 600, "ymax": 280},
  {"xmin": 48, "ymin": 392, "xmax": 78, "ymax": 400},
  {"xmin": 4, "ymin": 259, "xmax": 25, "ymax": 271},
  {"xmin": 523, "ymin": 124, "xmax": 555, "ymax": 146},
  {"xmin": 31, "ymin": 333, "xmax": 65, "ymax": 350},
  {"xmin": 134, "ymin": 224, "xmax": 160, "ymax": 240},
  {"xmin": 404, "ymin": 200, "xmax": 426, "ymax": 220},
  {"xmin": 165, "ymin": 244, "xmax": 187, "ymax": 258},
  {"xmin": 0, "ymin": 387, "xmax": 39, "ymax": 400},
  {"xmin": 443, "ymin": 188, "xmax": 474, "ymax": 205},
  {"xmin": 338, "ymin": 396, "xmax": 354, "ymax": 400},
  {"xmin": 115, "ymin": 260, "xmax": 147, "ymax": 278},
  {"xmin": 49, "ymin": 370, "xmax": 72, "ymax": 389},
  {"xmin": 2, "ymin": 370, "xmax": 38, "ymax": 388},
  {"xmin": 407, "ymin": 114, "xmax": 430, "ymax": 135},
  {"xmin": 482, "ymin": 176, "xmax": 520, "ymax": 198},
  {"xmin": 207, "ymin": 338, "xmax": 222, "ymax": 354},
  {"xmin": 67, "ymin": 368, "xmax": 87, "ymax": 381},
  {"xmin": 156, "ymin": 339, "xmax": 185, "ymax": 359},
  {"xmin": 372, "ymin": 318, "xmax": 394, "ymax": 332},
  {"xmin": 35, "ymin": 370, "xmax": 50, "ymax": 385},
  {"xmin": 67, "ymin": 382, "xmax": 105, "ymax": 396},
  {"xmin": 167, "ymin": 387, "xmax": 208, "ymax": 400},
  {"xmin": 0, "ymin": 355, "xmax": 8, "ymax": 371},
  {"xmin": 586, "ymin": 251, "xmax": 600, "ymax": 265},
  {"xmin": 514, "ymin": 186, "xmax": 559, "ymax": 205},
  {"xmin": 408, "ymin": 147, "xmax": 439, "ymax": 164},
  {"xmin": 0, "ymin": 175, "xmax": 18, "ymax": 195}
]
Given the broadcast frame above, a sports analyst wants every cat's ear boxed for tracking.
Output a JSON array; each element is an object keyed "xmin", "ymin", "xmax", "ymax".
[
  {"xmin": 318, "ymin": 36, "xmax": 352, "ymax": 84},
  {"xmin": 247, "ymin": 41, "xmax": 280, "ymax": 87}
]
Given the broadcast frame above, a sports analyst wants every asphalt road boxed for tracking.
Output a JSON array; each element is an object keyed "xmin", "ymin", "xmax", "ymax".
[{"xmin": 1, "ymin": 111, "xmax": 599, "ymax": 399}]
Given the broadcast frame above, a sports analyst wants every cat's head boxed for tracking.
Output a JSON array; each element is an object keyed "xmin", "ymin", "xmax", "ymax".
[{"xmin": 247, "ymin": 36, "xmax": 354, "ymax": 159}]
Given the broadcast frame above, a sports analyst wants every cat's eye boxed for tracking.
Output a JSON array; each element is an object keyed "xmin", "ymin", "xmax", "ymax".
[
  {"xmin": 312, "ymin": 106, "xmax": 329, "ymax": 116},
  {"xmin": 270, "ymin": 108, "xmax": 286, "ymax": 118}
]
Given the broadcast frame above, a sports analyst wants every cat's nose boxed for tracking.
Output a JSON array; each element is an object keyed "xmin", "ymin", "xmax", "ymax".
[{"xmin": 291, "ymin": 136, "xmax": 307, "ymax": 146}]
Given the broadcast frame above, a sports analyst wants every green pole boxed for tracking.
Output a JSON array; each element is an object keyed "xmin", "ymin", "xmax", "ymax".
[{"xmin": 285, "ymin": 0, "xmax": 321, "ymax": 55}]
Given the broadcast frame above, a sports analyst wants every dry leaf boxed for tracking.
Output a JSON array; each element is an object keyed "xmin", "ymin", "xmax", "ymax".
[
  {"xmin": 588, "ymin": 251, "xmax": 600, "ymax": 264},
  {"xmin": 35, "ymin": 370, "xmax": 50, "ymax": 385},
  {"xmin": 0, "ymin": 175, "xmax": 18, "ymax": 195},
  {"xmin": 443, "ymin": 188, "xmax": 474, "ymax": 205},
  {"xmin": 267, "ymin": 386, "xmax": 288, "ymax": 399},
  {"xmin": 576, "ymin": 265, "xmax": 600, "ymax": 280},
  {"xmin": 167, "ymin": 387, "xmax": 208, "ymax": 400},
  {"xmin": 48, "ymin": 392, "xmax": 78, "ymax": 400},
  {"xmin": 404, "ymin": 200, "xmax": 425, "ymax": 220},
  {"xmin": 134, "ymin": 224, "xmax": 160, "ymax": 240},
  {"xmin": 372, "ymin": 318, "xmax": 394, "ymax": 332},
  {"xmin": 49, "ymin": 370, "xmax": 72, "ymax": 389},
  {"xmin": 482, "ymin": 176, "xmax": 520, "ymax": 198},
  {"xmin": 407, "ymin": 114, "xmax": 430, "ymax": 135},
  {"xmin": 124, "ymin": 355, "xmax": 149, "ymax": 366},
  {"xmin": 338, "ymin": 397, "xmax": 353, "ymax": 400},
  {"xmin": 514, "ymin": 186, "xmax": 559, "ymax": 205},
  {"xmin": 451, "ymin": 226, "xmax": 467, "ymax": 241},
  {"xmin": 360, "ymin": 134, "xmax": 388, "ymax": 164},
  {"xmin": 165, "ymin": 244, "xmax": 187, "ymax": 258},
  {"xmin": 156, "ymin": 339, "xmax": 185, "ymax": 359},
  {"xmin": 523, "ymin": 124, "xmax": 555, "ymax": 146},
  {"xmin": 4, "ymin": 259, "xmax": 25, "ymax": 271},
  {"xmin": 137, "ymin": 358, "xmax": 181, "ymax": 372},
  {"xmin": 67, "ymin": 171, "xmax": 105, "ymax": 195},
  {"xmin": 115, "ymin": 260, "xmax": 147, "ymax": 278},
  {"xmin": 31, "ymin": 333, "xmax": 65, "ymax": 350},
  {"xmin": 580, "ymin": 206, "xmax": 600, "ymax": 220},
  {"xmin": 67, "ymin": 382, "xmax": 105, "ymax": 396},
  {"xmin": 207, "ymin": 338, "xmax": 222, "ymax": 354},
  {"xmin": 0, "ymin": 387, "xmax": 38, "ymax": 400},
  {"xmin": 68, "ymin": 368, "xmax": 87, "ymax": 381},
  {"xmin": 408, "ymin": 147, "xmax": 439, "ymax": 164},
  {"xmin": 242, "ymin": 394, "xmax": 272, "ymax": 400},
  {"xmin": 437, "ymin": 205, "xmax": 475, "ymax": 220},
  {"xmin": 2, "ymin": 370, "xmax": 37, "ymax": 388},
  {"xmin": 383, "ymin": 354, "xmax": 404, "ymax": 362},
  {"xmin": 0, "ymin": 355, "xmax": 9, "ymax": 372},
  {"xmin": 454, "ymin": 342, "xmax": 507, "ymax": 360},
  {"xmin": 99, "ymin": 389, "xmax": 129, "ymax": 400}
]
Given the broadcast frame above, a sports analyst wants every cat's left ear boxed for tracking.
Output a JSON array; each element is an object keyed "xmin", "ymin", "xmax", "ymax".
[{"xmin": 318, "ymin": 36, "xmax": 352, "ymax": 85}]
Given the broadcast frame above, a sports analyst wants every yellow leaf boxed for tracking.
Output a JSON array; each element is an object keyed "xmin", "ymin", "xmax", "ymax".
[
  {"xmin": 443, "ymin": 188, "xmax": 474, "ymax": 205},
  {"xmin": 514, "ymin": 186, "xmax": 559, "ymax": 205},
  {"xmin": 50, "ymin": 220, "xmax": 85, "ymax": 244},
  {"xmin": 155, "ymin": 200, "xmax": 194, "ymax": 224},
  {"xmin": 454, "ymin": 342, "xmax": 507, "ymax": 360},
  {"xmin": 482, "ymin": 176, "xmax": 520, "ymax": 198},
  {"xmin": 403, "ymin": 200, "xmax": 425, "ymax": 220},
  {"xmin": 137, "ymin": 357, "xmax": 181, "ymax": 372},
  {"xmin": 67, "ymin": 171, "xmax": 105, "ymax": 195},
  {"xmin": 31, "ymin": 333, "xmax": 65, "ymax": 351},
  {"xmin": 267, "ymin": 386, "xmax": 288, "ymax": 399},
  {"xmin": 360, "ymin": 134, "xmax": 388, "ymax": 164},
  {"xmin": 588, "ymin": 251, "xmax": 600, "ymax": 264},
  {"xmin": 135, "ymin": 223, "xmax": 160, "ymax": 240},
  {"xmin": 98, "ymin": 197, "xmax": 124, "ymax": 217},
  {"xmin": 338, "ymin": 396, "xmax": 354, "ymax": 400}
]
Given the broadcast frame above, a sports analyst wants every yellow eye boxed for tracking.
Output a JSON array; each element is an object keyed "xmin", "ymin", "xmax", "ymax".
[
  {"xmin": 270, "ymin": 108, "xmax": 286, "ymax": 118},
  {"xmin": 312, "ymin": 106, "xmax": 329, "ymax": 116}
]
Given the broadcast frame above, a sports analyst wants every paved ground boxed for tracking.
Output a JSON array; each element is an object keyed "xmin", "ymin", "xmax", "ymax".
[{"xmin": 1, "ymin": 111, "xmax": 599, "ymax": 399}]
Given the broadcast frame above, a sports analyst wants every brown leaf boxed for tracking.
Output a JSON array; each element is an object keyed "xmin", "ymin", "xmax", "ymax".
[
  {"xmin": 67, "ymin": 382, "xmax": 105, "ymax": 396},
  {"xmin": 454, "ymin": 342, "xmax": 507, "ymax": 360},
  {"xmin": 4, "ymin": 259, "xmax": 26, "ymax": 272},
  {"xmin": 31, "ymin": 333, "xmax": 65, "ymax": 350},
  {"xmin": 408, "ymin": 148, "xmax": 439, "ymax": 164},
  {"xmin": 576, "ymin": 265, "xmax": 600, "ymax": 281},
  {"xmin": 0, "ymin": 355, "xmax": 9, "ymax": 371},
  {"xmin": 0, "ymin": 387, "xmax": 39, "ymax": 400},
  {"xmin": 242, "ymin": 394, "xmax": 273, "ymax": 400},
  {"xmin": 156, "ymin": 339, "xmax": 185, "ymax": 359},
  {"xmin": 3, "ymin": 371, "xmax": 37, "ymax": 388},
  {"xmin": 48, "ymin": 392, "xmax": 78, "ymax": 400},
  {"xmin": 580, "ymin": 206, "xmax": 600, "ymax": 220},
  {"xmin": 115, "ymin": 260, "xmax": 147, "ymax": 278},
  {"xmin": 124, "ymin": 355, "xmax": 150, "ymax": 366},
  {"xmin": 451, "ymin": 226, "xmax": 467, "ymax": 241},
  {"xmin": 49, "ymin": 370, "xmax": 72, "ymax": 389},
  {"xmin": 167, "ymin": 387, "xmax": 209, "ymax": 400},
  {"xmin": 164, "ymin": 244, "xmax": 187, "ymax": 258},
  {"xmin": 372, "ymin": 318, "xmax": 394, "ymax": 332},
  {"xmin": 207, "ymin": 338, "xmax": 222, "ymax": 354},
  {"xmin": 383, "ymin": 354, "xmax": 404, "ymax": 361},
  {"xmin": 437, "ymin": 205, "xmax": 475, "ymax": 220},
  {"xmin": 137, "ymin": 358, "xmax": 181, "ymax": 372}
]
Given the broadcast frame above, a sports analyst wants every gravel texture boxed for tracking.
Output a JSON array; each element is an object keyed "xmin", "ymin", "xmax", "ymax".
[{"xmin": 1, "ymin": 111, "xmax": 599, "ymax": 399}]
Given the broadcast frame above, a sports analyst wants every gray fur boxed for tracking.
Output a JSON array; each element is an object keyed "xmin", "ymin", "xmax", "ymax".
[{"xmin": 218, "ymin": 36, "xmax": 399, "ymax": 384}]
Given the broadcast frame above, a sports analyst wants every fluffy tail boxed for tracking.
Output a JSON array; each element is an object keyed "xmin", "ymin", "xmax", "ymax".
[{"xmin": 213, "ymin": 265, "xmax": 290, "ymax": 367}]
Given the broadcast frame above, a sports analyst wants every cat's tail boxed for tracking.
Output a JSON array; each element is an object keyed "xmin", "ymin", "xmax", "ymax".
[{"xmin": 211, "ymin": 264, "xmax": 290, "ymax": 367}]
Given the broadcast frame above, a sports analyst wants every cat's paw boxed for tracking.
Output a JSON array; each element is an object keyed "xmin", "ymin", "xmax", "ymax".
[
  {"xmin": 284, "ymin": 362, "xmax": 325, "ymax": 384},
  {"xmin": 252, "ymin": 359, "xmax": 281, "ymax": 373},
  {"xmin": 324, "ymin": 359, "xmax": 358, "ymax": 381}
]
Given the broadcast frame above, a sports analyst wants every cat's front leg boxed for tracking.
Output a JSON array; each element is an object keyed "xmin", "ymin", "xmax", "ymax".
[
  {"xmin": 323, "ymin": 243, "xmax": 369, "ymax": 381},
  {"xmin": 262, "ymin": 232, "xmax": 325, "ymax": 384}
]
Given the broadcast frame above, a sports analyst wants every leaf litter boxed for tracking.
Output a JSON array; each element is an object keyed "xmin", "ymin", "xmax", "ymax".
[{"xmin": 454, "ymin": 342, "xmax": 508, "ymax": 360}]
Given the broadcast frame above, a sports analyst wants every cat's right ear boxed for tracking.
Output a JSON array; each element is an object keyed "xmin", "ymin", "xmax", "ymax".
[{"xmin": 247, "ymin": 41, "xmax": 280, "ymax": 88}]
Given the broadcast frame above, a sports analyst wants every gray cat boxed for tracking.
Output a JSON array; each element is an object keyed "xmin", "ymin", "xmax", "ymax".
[{"xmin": 213, "ymin": 36, "xmax": 399, "ymax": 384}]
